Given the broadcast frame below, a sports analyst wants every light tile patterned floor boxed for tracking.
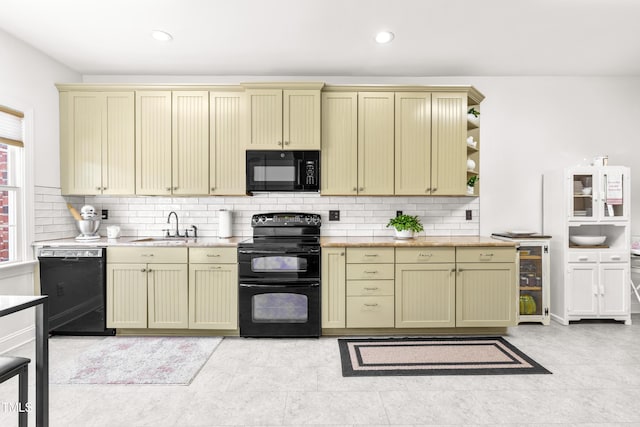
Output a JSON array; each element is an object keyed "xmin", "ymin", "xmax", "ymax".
[{"xmin": 2, "ymin": 315, "xmax": 640, "ymax": 426}]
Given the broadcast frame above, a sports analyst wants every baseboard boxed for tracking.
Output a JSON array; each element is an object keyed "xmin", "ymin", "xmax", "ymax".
[{"xmin": 0, "ymin": 325, "xmax": 34, "ymax": 354}]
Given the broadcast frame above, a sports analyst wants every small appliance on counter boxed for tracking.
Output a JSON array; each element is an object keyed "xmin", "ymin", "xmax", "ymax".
[{"xmin": 76, "ymin": 205, "xmax": 101, "ymax": 240}]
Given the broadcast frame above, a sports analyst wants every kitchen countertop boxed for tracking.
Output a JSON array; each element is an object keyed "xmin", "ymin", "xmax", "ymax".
[
  {"xmin": 34, "ymin": 235, "xmax": 515, "ymax": 248},
  {"xmin": 33, "ymin": 236, "xmax": 246, "ymax": 248},
  {"xmin": 320, "ymin": 236, "xmax": 516, "ymax": 247}
]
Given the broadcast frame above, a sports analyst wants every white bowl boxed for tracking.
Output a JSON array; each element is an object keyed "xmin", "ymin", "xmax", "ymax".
[
  {"xmin": 570, "ymin": 235, "xmax": 606, "ymax": 246},
  {"xmin": 581, "ymin": 187, "xmax": 592, "ymax": 195}
]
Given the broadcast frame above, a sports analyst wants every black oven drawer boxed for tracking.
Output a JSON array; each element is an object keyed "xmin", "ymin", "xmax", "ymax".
[{"xmin": 239, "ymin": 281, "xmax": 320, "ymax": 337}]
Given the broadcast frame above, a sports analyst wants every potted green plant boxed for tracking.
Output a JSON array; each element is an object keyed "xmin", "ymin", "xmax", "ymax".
[
  {"xmin": 467, "ymin": 107, "xmax": 480, "ymax": 125},
  {"xmin": 387, "ymin": 214, "xmax": 424, "ymax": 239},
  {"xmin": 467, "ymin": 175, "xmax": 478, "ymax": 195}
]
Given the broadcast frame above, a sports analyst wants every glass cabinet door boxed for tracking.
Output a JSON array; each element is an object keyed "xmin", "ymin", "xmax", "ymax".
[
  {"xmin": 570, "ymin": 173, "xmax": 595, "ymax": 220},
  {"xmin": 519, "ymin": 245, "xmax": 544, "ymax": 317},
  {"xmin": 597, "ymin": 169, "xmax": 628, "ymax": 220}
]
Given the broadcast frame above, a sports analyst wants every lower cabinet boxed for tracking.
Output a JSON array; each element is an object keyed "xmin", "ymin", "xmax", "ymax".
[
  {"xmin": 567, "ymin": 261, "xmax": 629, "ymax": 318},
  {"xmin": 455, "ymin": 247, "xmax": 517, "ymax": 327},
  {"xmin": 321, "ymin": 245, "xmax": 518, "ymax": 330},
  {"xmin": 107, "ymin": 247, "xmax": 189, "ymax": 329},
  {"xmin": 395, "ymin": 248, "xmax": 456, "ymax": 328},
  {"xmin": 188, "ymin": 248, "xmax": 238, "ymax": 329}
]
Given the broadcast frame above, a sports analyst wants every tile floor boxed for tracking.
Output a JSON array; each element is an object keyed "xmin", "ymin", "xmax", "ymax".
[{"xmin": 1, "ymin": 316, "xmax": 640, "ymax": 426}]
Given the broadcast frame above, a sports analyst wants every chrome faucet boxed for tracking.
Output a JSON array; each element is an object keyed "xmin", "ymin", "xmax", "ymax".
[{"xmin": 166, "ymin": 211, "xmax": 183, "ymax": 237}]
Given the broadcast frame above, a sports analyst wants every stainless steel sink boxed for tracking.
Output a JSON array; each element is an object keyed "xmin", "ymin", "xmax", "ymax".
[{"xmin": 130, "ymin": 237, "xmax": 190, "ymax": 244}]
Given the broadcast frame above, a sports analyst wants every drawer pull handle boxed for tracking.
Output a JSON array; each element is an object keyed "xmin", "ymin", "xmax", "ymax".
[
  {"xmin": 364, "ymin": 254, "xmax": 378, "ymax": 257},
  {"xmin": 141, "ymin": 254, "xmax": 155, "ymax": 257},
  {"xmin": 419, "ymin": 253, "xmax": 433, "ymax": 257},
  {"xmin": 364, "ymin": 270, "xmax": 378, "ymax": 274},
  {"xmin": 210, "ymin": 266, "xmax": 222, "ymax": 270},
  {"xmin": 611, "ymin": 256, "xmax": 621, "ymax": 260},
  {"xmin": 480, "ymin": 253, "xmax": 494, "ymax": 257},
  {"xmin": 578, "ymin": 256, "xmax": 589, "ymax": 261},
  {"xmin": 364, "ymin": 287, "xmax": 379, "ymax": 291},
  {"xmin": 364, "ymin": 303, "xmax": 379, "ymax": 307},
  {"xmin": 206, "ymin": 254, "xmax": 221, "ymax": 257}
]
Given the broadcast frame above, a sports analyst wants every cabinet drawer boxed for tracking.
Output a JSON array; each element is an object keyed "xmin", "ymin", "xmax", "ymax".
[
  {"xmin": 456, "ymin": 247, "xmax": 516, "ymax": 263},
  {"xmin": 599, "ymin": 252, "xmax": 628, "ymax": 263},
  {"xmin": 346, "ymin": 247, "xmax": 394, "ymax": 264},
  {"xmin": 396, "ymin": 247, "xmax": 455, "ymax": 264},
  {"xmin": 189, "ymin": 247, "xmax": 237, "ymax": 264},
  {"xmin": 346, "ymin": 296, "xmax": 394, "ymax": 328},
  {"xmin": 567, "ymin": 252, "xmax": 598, "ymax": 263},
  {"xmin": 347, "ymin": 264, "xmax": 394, "ymax": 280},
  {"xmin": 347, "ymin": 280, "xmax": 394, "ymax": 296},
  {"xmin": 108, "ymin": 247, "xmax": 188, "ymax": 263}
]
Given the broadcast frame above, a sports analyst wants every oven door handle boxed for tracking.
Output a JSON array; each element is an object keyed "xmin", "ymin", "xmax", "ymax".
[
  {"xmin": 240, "ymin": 282, "xmax": 320, "ymax": 289},
  {"xmin": 238, "ymin": 249, "xmax": 320, "ymax": 255}
]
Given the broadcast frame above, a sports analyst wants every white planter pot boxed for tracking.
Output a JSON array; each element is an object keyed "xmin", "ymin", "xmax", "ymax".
[
  {"xmin": 467, "ymin": 185, "xmax": 475, "ymax": 195},
  {"xmin": 467, "ymin": 114, "xmax": 480, "ymax": 126},
  {"xmin": 394, "ymin": 229, "xmax": 415, "ymax": 239}
]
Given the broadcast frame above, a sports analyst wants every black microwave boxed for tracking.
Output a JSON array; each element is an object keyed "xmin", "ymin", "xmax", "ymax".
[{"xmin": 246, "ymin": 150, "xmax": 320, "ymax": 194}]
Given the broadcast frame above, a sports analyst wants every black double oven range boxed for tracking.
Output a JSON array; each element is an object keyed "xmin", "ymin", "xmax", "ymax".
[{"xmin": 238, "ymin": 213, "xmax": 321, "ymax": 338}]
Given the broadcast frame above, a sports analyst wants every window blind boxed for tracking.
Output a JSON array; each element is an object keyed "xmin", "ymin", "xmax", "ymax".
[{"xmin": 0, "ymin": 105, "xmax": 24, "ymax": 147}]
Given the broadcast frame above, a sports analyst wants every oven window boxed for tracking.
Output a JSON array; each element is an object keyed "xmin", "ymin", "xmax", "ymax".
[
  {"xmin": 252, "ymin": 293, "xmax": 308, "ymax": 323},
  {"xmin": 254, "ymin": 166, "xmax": 295, "ymax": 182},
  {"xmin": 252, "ymin": 256, "xmax": 307, "ymax": 272}
]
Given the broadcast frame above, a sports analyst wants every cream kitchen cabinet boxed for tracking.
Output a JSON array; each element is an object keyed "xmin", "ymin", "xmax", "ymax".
[
  {"xmin": 321, "ymin": 247, "xmax": 347, "ymax": 328},
  {"xmin": 321, "ymin": 92, "xmax": 394, "ymax": 195},
  {"xmin": 188, "ymin": 248, "xmax": 238, "ymax": 330},
  {"xmin": 455, "ymin": 247, "xmax": 518, "ymax": 327},
  {"xmin": 136, "ymin": 91, "xmax": 209, "ymax": 195},
  {"xmin": 345, "ymin": 247, "xmax": 395, "ymax": 327},
  {"xmin": 106, "ymin": 247, "xmax": 189, "ymax": 329},
  {"xmin": 209, "ymin": 91, "xmax": 246, "ymax": 195},
  {"xmin": 59, "ymin": 91, "xmax": 135, "ymax": 195},
  {"xmin": 244, "ymin": 84, "xmax": 322, "ymax": 150},
  {"xmin": 395, "ymin": 248, "xmax": 456, "ymax": 327}
]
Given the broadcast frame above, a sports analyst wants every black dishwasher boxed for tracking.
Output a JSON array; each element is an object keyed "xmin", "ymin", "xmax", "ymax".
[{"xmin": 37, "ymin": 247, "xmax": 115, "ymax": 335}]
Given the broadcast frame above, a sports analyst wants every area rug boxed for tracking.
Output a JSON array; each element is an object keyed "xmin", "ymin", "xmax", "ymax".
[
  {"xmin": 51, "ymin": 336, "xmax": 222, "ymax": 385},
  {"xmin": 338, "ymin": 337, "xmax": 550, "ymax": 377}
]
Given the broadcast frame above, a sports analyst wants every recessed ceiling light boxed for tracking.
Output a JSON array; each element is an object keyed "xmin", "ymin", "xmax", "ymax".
[
  {"xmin": 375, "ymin": 31, "xmax": 394, "ymax": 44},
  {"xmin": 151, "ymin": 30, "xmax": 173, "ymax": 42}
]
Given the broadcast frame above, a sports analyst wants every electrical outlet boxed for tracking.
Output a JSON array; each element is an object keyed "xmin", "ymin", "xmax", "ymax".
[
  {"xmin": 465, "ymin": 210, "xmax": 472, "ymax": 220},
  {"xmin": 329, "ymin": 210, "xmax": 340, "ymax": 221},
  {"xmin": 101, "ymin": 209, "xmax": 109, "ymax": 220},
  {"xmin": 396, "ymin": 210, "xmax": 403, "ymax": 217}
]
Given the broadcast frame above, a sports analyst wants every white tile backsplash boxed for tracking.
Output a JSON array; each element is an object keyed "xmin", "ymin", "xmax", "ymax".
[{"xmin": 34, "ymin": 187, "xmax": 480, "ymax": 239}]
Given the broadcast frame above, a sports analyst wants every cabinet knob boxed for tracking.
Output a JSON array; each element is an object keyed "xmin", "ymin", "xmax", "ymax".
[
  {"xmin": 147, "ymin": 268, "xmax": 153, "ymax": 273},
  {"xmin": 211, "ymin": 187, "xmax": 215, "ymax": 191},
  {"xmin": 340, "ymin": 252, "xmax": 344, "ymax": 256},
  {"xmin": 96, "ymin": 187, "xmax": 101, "ymax": 191},
  {"xmin": 426, "ymin": 188, "xmax": 430, "ymax": 193},
  {"xmin": 359, "ymin": 187, "xmax": 364, "ymax": 191},
  {"xmin": 141, "ymin": 268, "xmax": 146, "ymax": 272},
  {"xmin": 284, "ymin": 141, "xmax": 290, "ymax": 145},
  {"xmin": 173, "ymin": 186, "xmax": 178, "ymax": 190},
  {"xmin": 165, "ymin": 187, "xmax": 172, "ymax": 191},
  {"xmin": 432, "ymin": 187, "xmax": 438, "ymax": 192},
  {"xmin": 352, "ymin": 187, "xmax": 357, "ymax": 192},
  {"xmin": 278, "ymin": 141, "xmax": 283, "ymax": 146}
]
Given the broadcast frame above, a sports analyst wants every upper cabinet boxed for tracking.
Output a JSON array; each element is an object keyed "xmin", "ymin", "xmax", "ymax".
[
  {"xmin": 60, "ymin": 91, "xmax": 135, "ymax": 195},
  {"xmin": 567, "ymin": 167, "xmax": 630, "ymax": 222},
  {"xmin": 135, "ymin": 91, "xmax": 209, "ymax": 196},
  {"xmin": 209, "ymin": 91, "xmax": 246, "ymax": 195},
  {"xmin": 244, "ymin": 83, "xmax": 323, "ymax": 150}
]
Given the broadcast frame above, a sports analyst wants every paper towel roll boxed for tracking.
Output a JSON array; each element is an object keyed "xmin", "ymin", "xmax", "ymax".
[{"xmin": 218, "ymin": 209, "xmax": 233, "ymax": 238}]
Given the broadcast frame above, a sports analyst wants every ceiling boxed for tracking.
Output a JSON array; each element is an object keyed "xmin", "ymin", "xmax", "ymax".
[{"xmin": 1, "ymin": 0, "xmax": 639, "ymax": 77}]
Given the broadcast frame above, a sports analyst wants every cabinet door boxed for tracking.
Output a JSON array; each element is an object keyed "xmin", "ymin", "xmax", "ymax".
[
  {"xmin": 357, "ymin": 92, "xmax": 394, "ymax": 195},
  {"xmin": 61, "ymin": 92, "xmax": 103, "ymax": 195},
  {"xmin": 172, "ymin": 91, "xmax": 209, "ymax": 195},
  {"xmin": 136, "ymin": 91, "xmax": 172, "ymax": 195},
  {"xmin": 106, "ymin": 263, "xmax": 148, "ymax": 328},
  {"xmin": 147, "ymin": 263, "xmax": 189, "ymax": 329},
  {"xmin": 189, "ymin": 263, "xmax": 238, "ymax": 330},
  {"xmin": 103, "ymin": 92, "xmax": 135, "ymax": 195},
  {"xmin": 431, "ymin": 92, "xmax": 467, "ymax": 196},
  {"xmin": 210, "ymin": 91, "xmax": 245, "ymax": 195},
  {"xmin": 321, "ymin": 92, "xmax": 358, "ymax": 195},
  {"xmin": 456, "ymin": 263, "xmax": 517, "ymax": 327},
  {"xmin": 567, "ymin": 263, "xmax": 598, "ymax": 316},
  {"xmin": 396, "ymin": 263, "xmax": 455, "ymax": 328},
  {"xmin": 395, "ymin": 92, "xmax": 432, "ymax": 195},
  {"xmin": 246, "ymin": 89, "xmax": 283, "ymax": 149},
  {"xmin": 283, "ymin": 90, "xmax": 320, "ymax": 149},
  {"xmin": 596, "ymin": 167, "xmax": 630, "ymax": 221},
  {"xmin": 599, "ymin": 263, "xmax": 629, "ymax": 316},
  {"xmin": 321, "ymin": 248, "xmax": 346, "ymax": 328}
]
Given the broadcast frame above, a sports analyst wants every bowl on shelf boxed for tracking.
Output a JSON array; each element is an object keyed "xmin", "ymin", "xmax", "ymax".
[
  {"xmin": 581, "ymin": 187, "xmax": 592, "ymax": 195},
  {"xmin": 569, "ymin": 235, "xmax": 606, "ymax": 246}
]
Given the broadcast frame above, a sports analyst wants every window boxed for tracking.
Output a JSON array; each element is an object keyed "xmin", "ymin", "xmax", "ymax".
[{"xmin": 0, "ymin": 106, "xmax": 24, "ymax": 264}]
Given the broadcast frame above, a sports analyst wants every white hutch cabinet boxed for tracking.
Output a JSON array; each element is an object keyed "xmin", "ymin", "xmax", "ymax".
[{"xmin": 543, "ymin": 166, "xmax": 631, "ymax": 325}]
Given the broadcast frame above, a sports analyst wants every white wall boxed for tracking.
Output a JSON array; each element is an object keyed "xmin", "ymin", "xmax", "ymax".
[
  {"xmin": 84, "ymin": 75, "xmax": 640, "ymax": 237},
  {"xmin": 0, "ymin": 28, "xmax": 80, "ymax": 352}
]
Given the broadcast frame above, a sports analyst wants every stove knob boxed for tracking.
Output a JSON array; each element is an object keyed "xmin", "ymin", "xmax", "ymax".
[
  {"xmin": 259, "ymin": 215, "xmax": 267, "ymax": 223},
  {"xmin": 305, "ymin": 215, "xmax": 311, "ymax": 223},
  {"xmin": 312, "ymin": 216, "xmax": 320, "ymax": 224}
]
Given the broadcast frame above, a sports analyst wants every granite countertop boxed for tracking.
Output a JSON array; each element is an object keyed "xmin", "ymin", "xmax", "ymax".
[
  {"xmin": 33, "ymin": 236, "xmax": 247, "ymax": 248},
  {"xmin": 320, "ymin": 236, "xmax": 517, "ymax": 247}
]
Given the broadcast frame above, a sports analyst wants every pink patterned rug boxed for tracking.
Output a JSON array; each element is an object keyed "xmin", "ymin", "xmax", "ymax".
[{"xmin": 51, "ymin": 336, "xmax": 222, "ymax": 385}]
